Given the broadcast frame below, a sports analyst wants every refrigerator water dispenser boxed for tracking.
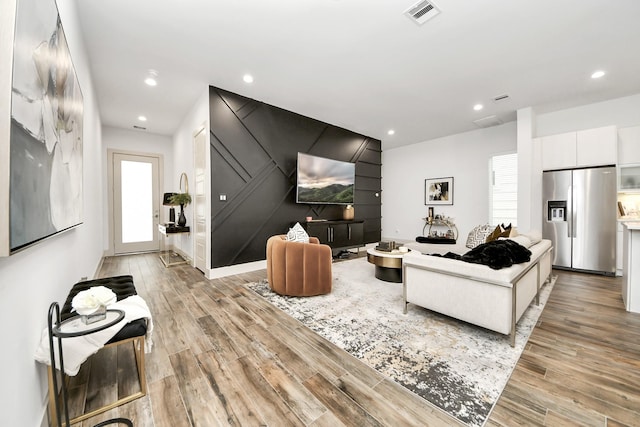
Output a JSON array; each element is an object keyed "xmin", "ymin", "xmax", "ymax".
[{"xmin": 547, "ymin": 201, "xmax": 566, "ymax": 222}]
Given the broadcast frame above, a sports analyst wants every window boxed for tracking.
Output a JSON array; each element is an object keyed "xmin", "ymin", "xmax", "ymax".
[{"xmin": 490, "ymin": 153, "xmax": 518, "ymax": 226}]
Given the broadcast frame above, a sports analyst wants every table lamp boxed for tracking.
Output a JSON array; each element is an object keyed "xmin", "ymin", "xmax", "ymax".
[{"xmin": 163, "ymin": 192, "xmax": 177, "ymax": 224}]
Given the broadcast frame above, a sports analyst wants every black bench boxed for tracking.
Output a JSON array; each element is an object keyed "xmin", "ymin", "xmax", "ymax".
[
  {"xmin": 48, "ymin": 275, "xmax": 148, "ymax": 426},
  {"xmin": 60, "ymin": 275, "xmax": 147, "ymax": 344}
]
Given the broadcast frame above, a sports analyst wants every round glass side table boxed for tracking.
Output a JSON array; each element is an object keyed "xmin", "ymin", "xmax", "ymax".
[{"xmin": 47, "ymin": 302, "xmax": 133, "ymax": 427}]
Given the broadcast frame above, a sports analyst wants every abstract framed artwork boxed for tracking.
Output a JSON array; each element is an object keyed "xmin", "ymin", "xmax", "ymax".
[
  {"xmin": 425, "ymin": 177, "xmax": 453, "ymax": 205},
  {"xmin": 1, "ymin": 0, "xmax": 83, "ymax": 255}
]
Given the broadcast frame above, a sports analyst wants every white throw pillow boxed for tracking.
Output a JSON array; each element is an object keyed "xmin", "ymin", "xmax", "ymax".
[
  {"xmin": 505, "ymin": 235, "xmax": 533, "ymax": 248},
  {"xmin": 465, "ymin": 224, "xmax": 494, "ymax": 249},
  {"xmin": 286, "ymin": 222, "xmax": 309, "ymax": 243},
  {"xmin": 517, "ymin": 230, "xmax": 542, "ymax": 245}
]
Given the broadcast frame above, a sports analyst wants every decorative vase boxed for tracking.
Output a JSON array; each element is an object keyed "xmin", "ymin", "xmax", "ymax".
[
  {"xmin": 178, "ymin": 205, "xmax": 187, "ymax": 226},
  {"xmin": 81, "ymin": 304, "xmax": 106, "ymax": 325},
  {"xmin": 343, "ymin": 204, "xmax": 354, "ymax": 220}
]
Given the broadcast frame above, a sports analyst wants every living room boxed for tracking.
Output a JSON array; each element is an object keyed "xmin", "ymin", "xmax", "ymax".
[{"xmin": 2, "ymin": 1, "xmax": 640, "ymax": 426}]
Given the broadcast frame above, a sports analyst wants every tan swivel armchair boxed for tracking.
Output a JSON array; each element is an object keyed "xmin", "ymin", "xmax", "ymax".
[{"xmin": 266, "ymin": 235, "xmax": 332, "ymax": 296}]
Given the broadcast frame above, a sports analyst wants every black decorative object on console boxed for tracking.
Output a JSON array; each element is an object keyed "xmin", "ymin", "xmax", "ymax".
[
  {"xmin": 163, "ymin": 192, "xmax": 177, "ymax": 224},
  {"xmin": 169, "ymin": 192, "xmax": 191, "ymax": 227}
]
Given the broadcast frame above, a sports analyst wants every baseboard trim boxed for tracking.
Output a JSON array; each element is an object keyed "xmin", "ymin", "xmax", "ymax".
[
  {"xmin": 40, "ymin": 404, "xmax": 49, "ymax": 427},
  {"xmin": 207, "ymin": 260, "xmax": 266, "ymax": 279},
  {"xmin": 93, "ymin": 257, "xmax": 105, "ymax": 279}
]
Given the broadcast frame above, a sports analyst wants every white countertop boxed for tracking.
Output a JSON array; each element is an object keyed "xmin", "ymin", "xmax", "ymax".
[{"xmin": 623, "ymin": 222, "xmax": 640, "ymax": 230}]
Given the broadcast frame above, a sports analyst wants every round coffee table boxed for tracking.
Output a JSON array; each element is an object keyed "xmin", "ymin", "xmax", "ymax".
[{"xmin": 366, "ymin": 247, "xmax": 412, "ymax": 282}]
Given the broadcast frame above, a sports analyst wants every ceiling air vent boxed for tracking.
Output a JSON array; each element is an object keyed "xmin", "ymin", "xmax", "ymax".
[
  {"xmin": 493, "ymin": 94, "xmax": 510, "ymax": 103},
  {"xmin": 473, "ymin": 115, "xmax": 503, "ymax": 129},
  {"xmin": 133, "ymin": 125, "xmax": 147, "ymax": 130},
  {"xmin": 405, "ymin": 0, "xmax": 440, "ymax": 25}
]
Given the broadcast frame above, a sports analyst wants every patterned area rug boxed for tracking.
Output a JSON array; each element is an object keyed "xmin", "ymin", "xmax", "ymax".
[{"xmin": 247, "ymin": 257, "xmax": 555, "ymax": 426}]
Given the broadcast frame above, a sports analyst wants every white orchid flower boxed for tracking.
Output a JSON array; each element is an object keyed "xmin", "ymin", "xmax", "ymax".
[{"xmin": 71, "ymin": 286, "xmax": 117, "ymax": 315}]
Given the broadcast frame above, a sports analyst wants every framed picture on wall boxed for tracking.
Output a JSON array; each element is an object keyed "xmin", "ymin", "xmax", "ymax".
[
  {"xmin": 425, "ymin": 177, "xmax": 453, "ymax": 205},
  {"xmin": 1, "ymin": 0, "xmax": 84, "ymax": 255}
]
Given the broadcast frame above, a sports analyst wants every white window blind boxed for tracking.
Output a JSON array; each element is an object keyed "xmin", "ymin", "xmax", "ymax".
[{"xmin": 490, "ymin": 153, "xmax": 518, "ymax": 226}]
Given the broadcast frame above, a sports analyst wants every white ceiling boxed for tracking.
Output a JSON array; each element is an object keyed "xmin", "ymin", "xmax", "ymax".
[{"xmin": 74, "ymin": 0, "xmax": 640, "ymax": 149}]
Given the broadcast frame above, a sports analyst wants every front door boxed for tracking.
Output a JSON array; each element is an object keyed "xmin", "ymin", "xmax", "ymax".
[{"xmin": 112, "ymin": 152, "xmax": 160, "ymax": 254}]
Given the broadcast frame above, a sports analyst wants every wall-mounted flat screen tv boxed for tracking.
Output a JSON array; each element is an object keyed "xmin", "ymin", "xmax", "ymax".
[{"xmin": 296, "ymin": 153, "xmax": 355, "ymax": 204}]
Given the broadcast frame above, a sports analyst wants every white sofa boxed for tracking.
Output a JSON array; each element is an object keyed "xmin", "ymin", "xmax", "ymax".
[{"xmin": 402, "ymin": 233, "xmax": 552, "ymax": 346}]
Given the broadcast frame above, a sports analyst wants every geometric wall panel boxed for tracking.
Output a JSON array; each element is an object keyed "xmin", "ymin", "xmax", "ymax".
[{"xmin": 209, "ymin": 86, "xmax": 381, "ymax": 268}]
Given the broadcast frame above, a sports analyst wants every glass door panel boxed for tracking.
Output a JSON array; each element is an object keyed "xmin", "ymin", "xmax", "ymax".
[
  {"xmin": 121, "ymin": 160, "xmax": 153, "ymax": 243},
  {"xmin": 113, "ymin": 153, "xmax": 160, "ymax": 254}
]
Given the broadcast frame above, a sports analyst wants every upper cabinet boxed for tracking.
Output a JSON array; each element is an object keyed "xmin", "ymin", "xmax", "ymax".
[
  {"xmin": 619, "ymin": 164, "xmax": 640, "ymax": 192},
  {"xmin": 618, "ymin": 126, "xmax": 640, "ymax": 165},
  {"xmin": 540, "ymin": 132, "xmax": 576, "ymax": 170},
  {"xmin": 539, "ymin": 125, "xmax": 617, "ymax": 171},
  {"xmin": 576, "ymin": 126, "xmax": 617, "ymax": 167}
]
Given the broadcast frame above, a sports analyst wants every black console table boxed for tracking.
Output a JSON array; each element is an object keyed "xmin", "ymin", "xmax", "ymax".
[
  {"xmin": 420, "ymin": 217, "xmax": 458, "ymax": 244},
  {"xmin": 158, "ymin": 224, "xmax": 190, "ymax": 267},
  {"xmin": 302, "ymin": 219, "xmax": 365, "ymax": 251}
]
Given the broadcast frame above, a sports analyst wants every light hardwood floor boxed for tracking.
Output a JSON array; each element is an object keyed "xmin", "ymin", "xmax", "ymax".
[
  {"xmin": 489, "ymin": 269, "xmax": 640, "ymax": 426},
  {"xmin": 65, "ymin": 253, "xmax": 640, "ymax": 426}
]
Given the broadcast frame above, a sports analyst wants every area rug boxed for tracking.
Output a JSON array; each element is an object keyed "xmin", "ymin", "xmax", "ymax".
[{"xmin": 247, "ymin": 257, "xmax": 555, "ymax": 426}]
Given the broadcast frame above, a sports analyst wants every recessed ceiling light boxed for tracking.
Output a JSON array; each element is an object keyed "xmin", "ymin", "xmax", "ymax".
[
  {"xmin": 138, "ymin": 116, "xmax": 147, "ymax": 122},
  {"xmin": 145, "ymin": 69, "xmax": 158, "ymax": 86},
  {"xmin": 473, "ymin": 104, "xmax": 483, "ymax": 111},
  {"xmin": 243, "ymin": 74, "xmax": 254, "ymax": 83},
  {"xmin": 387, "ymin": 129, "xmax": 395, "ymax": 135},
  {"xmin": 591, "ymin": 70, "xmax": 605, "ymax": 79}
]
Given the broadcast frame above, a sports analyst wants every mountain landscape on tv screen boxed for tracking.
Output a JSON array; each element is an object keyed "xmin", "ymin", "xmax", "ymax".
[{"xmin": 298, "ymin": 184, "xmax": 353, "ymax": 204}]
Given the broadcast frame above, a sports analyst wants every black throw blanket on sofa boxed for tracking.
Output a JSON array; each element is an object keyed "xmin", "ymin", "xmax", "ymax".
[{"xmin": 432, "ymin": 239, "xmax": 532, "ymax": 270}]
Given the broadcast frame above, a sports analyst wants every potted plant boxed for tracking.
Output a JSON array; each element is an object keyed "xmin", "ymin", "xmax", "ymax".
[{"xmin": 169, "ymin": 192, "xmax": 192, "ymax": 226}]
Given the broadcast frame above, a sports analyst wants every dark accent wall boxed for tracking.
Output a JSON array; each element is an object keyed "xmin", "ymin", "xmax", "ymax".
[{"xmin": 209, "ymin": 86, "xmax": 381, "ymax": 268}]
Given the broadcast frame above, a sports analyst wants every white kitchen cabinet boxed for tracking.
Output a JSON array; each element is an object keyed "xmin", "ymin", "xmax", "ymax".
[
  {"xmin": 619, "ymin": 164, "xmax": 640, "ymax": 192},
  {"xmin": 622, "ymin": 222, "xmax": 640, "ymax": 313},
  {"xmin": 617, "ymin": 222, "xmax": 623, "ymax": 276},
  {"xmin": 540, "ymin": 125, "xmax": 617, "ymax": 171},
  {"xmin": 541, "ymin": 132, "xmax": 576, "ymax": 170},
  {"xmin": 576, "ymin": 126, "xmax": 617, "ymax": 167},
  {"xmin": 618, "ymin": 126, "xmax": 640, "ymax": 165}
]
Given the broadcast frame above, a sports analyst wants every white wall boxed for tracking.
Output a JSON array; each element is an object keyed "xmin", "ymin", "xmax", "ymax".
[
  {"xmin": 385, "ymin": 93, "xmax": 640, "ymax": 246},
  {"xmin": 0, "ymin": 2, "xmax": 104, "ymax": 425},
  {"xmin": 170, "ymin": 89, "xmax": 210, "ymax": 261},
  {"xmin": 382, "ymin": 121, "xmax": 517, "ymax": 243},
  {"xmin": 535, "ymin": 92, "xmax": 640, "ymax": 137},
  {"xmin": 101, "ymin": 126, "xmax": 174, "ymax": 252},
  {"xmin": 516, "ymin": 107, "xmax": 537, "ymax": 232}
]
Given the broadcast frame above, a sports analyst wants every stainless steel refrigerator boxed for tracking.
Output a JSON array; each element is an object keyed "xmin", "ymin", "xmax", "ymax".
[{"xmin": 542, "ymin": 166, "xmax": 617, "ymax": 275}]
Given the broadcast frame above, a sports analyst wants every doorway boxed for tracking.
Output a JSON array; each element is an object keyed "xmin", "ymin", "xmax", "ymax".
[
  {"xmin": 193, "ymin": 126, "xmax": 208, "ymax": 273},
  {"xmin": 111, "ymin": 152, "xmax": 161, "ymax": 254}
]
